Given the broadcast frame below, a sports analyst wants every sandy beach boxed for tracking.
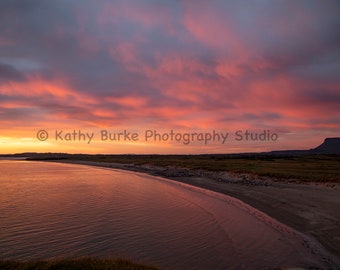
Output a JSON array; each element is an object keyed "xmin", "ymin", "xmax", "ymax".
[{"xmin": 48, "ymin": 159, "xmax": 340, "ymax": 265}]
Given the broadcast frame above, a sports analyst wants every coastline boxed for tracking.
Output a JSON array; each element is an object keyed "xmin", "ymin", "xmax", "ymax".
[{"xmin": 46, "ymin": 159, "xmax": 340, "ymax": 262}]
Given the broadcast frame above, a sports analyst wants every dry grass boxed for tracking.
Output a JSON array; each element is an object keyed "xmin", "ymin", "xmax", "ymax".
[
  {"xmin": 28, "ymin": 153, "xmax": 340, "ymax": 182},
  {"xmin": 0, "ymin": 258, "xmax": 158, "ymax": 270}
]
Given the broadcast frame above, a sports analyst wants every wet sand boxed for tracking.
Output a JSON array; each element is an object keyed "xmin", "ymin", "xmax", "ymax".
[{"xmin": 49, "ymin": 160, "xmax": 340, "ymax": 266}]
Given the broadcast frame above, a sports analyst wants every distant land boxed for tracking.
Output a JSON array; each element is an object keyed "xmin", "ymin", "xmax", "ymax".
[
  {"xmin": 1, "ymin": 137, "xmax": 339, "ymax": 158},
  {"xmin": 270, "ymin": 137, "xmax": 340, "ymax": 155},
  {"xmin": 310, "ymin": 137, "xmax": 340, "ymax": 154}
]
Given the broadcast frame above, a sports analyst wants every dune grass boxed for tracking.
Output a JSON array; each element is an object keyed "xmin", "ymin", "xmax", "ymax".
[
  {"xmin": 0, "ymin": 258, "xmax": 158, "ymax": 270},
  {"xmin": 28, "ymin": 153, "xmax": 340, "ymax": 182},
  {"xmin": 66, "ymin": 154, "xmax": 340, "ymax": 182}
]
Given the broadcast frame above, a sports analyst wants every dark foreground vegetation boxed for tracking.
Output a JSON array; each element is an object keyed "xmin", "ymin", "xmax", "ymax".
[
  {"xmin": 20, "ymin": 153, "xmax": 340, "ymax": 182},
  {"xmin": 0, "ymin": 258, "xmax": 158, "ymax": 270}
]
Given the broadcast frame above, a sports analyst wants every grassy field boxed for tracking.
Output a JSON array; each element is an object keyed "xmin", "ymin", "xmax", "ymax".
[
  {"xmin": 41, "ymin": 154, "xmax": 340, "ymax": 183},
  {"xmin": 0, "ymin": 258, "xmax": 158, "ymax": 270}
]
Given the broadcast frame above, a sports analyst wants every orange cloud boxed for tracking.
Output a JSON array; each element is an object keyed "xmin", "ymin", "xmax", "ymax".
[{"xmin": 106, "ymin": 96, "xmax": 148, "ymax": 108}]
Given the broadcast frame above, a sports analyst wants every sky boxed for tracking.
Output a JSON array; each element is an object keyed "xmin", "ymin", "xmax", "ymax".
[{"xmin": 0, "ymin": 0, "xmax": 339, "ymax": 154}]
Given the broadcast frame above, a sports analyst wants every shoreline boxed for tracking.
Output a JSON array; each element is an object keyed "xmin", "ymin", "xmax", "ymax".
[{"xmin": 46, "ymin": 159, "xmax": 340, "ymax": 262}]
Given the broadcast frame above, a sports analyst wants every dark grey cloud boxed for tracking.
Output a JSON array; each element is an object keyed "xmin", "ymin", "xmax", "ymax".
[{"xmin": 0, "ymin": 63, "xmax": 26, "ymax": 83}]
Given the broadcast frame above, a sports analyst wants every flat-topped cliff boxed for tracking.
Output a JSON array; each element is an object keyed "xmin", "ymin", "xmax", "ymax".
[{"xmin": 312, "ymin": 137, "xmax": 340, "ymax": 154}]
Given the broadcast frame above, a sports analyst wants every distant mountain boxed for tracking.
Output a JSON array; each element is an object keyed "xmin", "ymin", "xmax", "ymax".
[
  {"xmin": 311, "ymin": 137, "xmax": 340, "ymax": 154},
  {"xmin": 267, "ymin": 137, "xmax": 340, "ymax": 156}
]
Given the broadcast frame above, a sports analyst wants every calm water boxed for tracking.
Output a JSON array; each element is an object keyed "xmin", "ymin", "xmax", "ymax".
[{"xmin": 0, "ymin": 160, "xmax": 334, "ymax": 269}]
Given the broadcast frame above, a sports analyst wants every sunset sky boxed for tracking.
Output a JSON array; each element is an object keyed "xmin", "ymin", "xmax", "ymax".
[{"xmin": 0, "ymin": 0, "xmax": 339, "ymax": 154}]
